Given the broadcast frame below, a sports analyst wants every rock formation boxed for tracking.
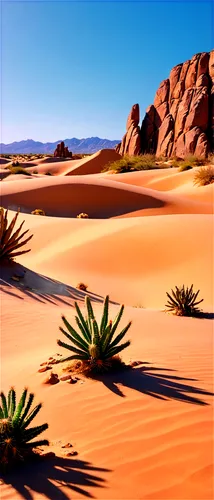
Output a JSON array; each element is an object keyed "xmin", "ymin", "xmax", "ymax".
[
  {"xmin": 54, "ymin": 141, "xmax": 72, "ymax": 158},
  {"xmin": 116, "ymin": 50, "xmax": 214, "ymax": 158},
  {"xmin": 116, "ymin": 104, "xmax": 141, "ymax": 156}
]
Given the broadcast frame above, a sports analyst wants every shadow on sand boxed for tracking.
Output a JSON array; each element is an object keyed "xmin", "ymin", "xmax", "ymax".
[
  {"xmin": 95, "ymin": 364, "xmax": 213, "ymax": 405},
  {"xmin": 1, "ymin": 456, "xmax": 111, "ymax": 500},
  {"xmin": 0, "ymin": 262, "xmax": 117, "ymax": 307}
]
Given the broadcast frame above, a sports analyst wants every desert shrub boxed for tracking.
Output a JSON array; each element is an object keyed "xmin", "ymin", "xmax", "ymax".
[
  {"xmin": 45, "ymin": 172, "xmax": 53, "ymax": 176},
  {"xmin": 0, "ymin": 388, "xmax": 49, "ymax": 472},
  {"xmin": 184, "ymin": 155, "xmax": 206, "ymax": 167},
  {"xmin": 8, "ymin": 167, "xmax": 31, "ymax": 176},
  {"xmin": 171, "ymin": 155, "xmax": 207, "ymax": 170},
  {"xmin": 76, "ymin": 282, "xmax": 88, "ymax": 291},
  {"xmin": 102, "ymin": 154, "xmax": 165, "ymax": 173},
  {"xmin": 179, "ymin": 163, "xmax": 193, "ymax": 172},
  {"xmin": 12, "ymin": 161, "xmax": 20, "ymax": 167},
  {"xmin": 194, "ymin": 166, "xmax": 214, "ymax": 186},
  {"xmin": 165, "ymin": 284, "xmax": 203, "ymax": 317},
  {"xmin": 31, "ymin": 209, "xmax": 46, "ymax": 216},
  {"xmin": 56, "ymin": 295, "xmax": 131, "ymax": 374},
  {"xmin": 33, "ymin": 170, "xmax": 38, "ymax": 175},
  {"xmin": 0, "ymin": 208, "xmax": 33, "ymax": 261},
  {"xmin": 76, "ymin": 213, "xmax": 89, "ymax": 219}
]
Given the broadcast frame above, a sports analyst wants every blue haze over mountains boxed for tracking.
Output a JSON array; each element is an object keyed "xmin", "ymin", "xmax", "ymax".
[{"xmin": 0, "ymin": 137, "xmax": 119, "ymax": 155}]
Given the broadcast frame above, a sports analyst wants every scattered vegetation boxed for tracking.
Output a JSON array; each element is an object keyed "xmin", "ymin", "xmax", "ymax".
[
  {"xmin": 8, "ymin": 166, "xmax": 31, "ymax": 176},
  {"xmin": 194, "ymin": 165, "xmax": 214, "ymax": 186},
  {"xmin": 102, "ymin": 154, "xmax": 165, "ymax": 173},
  {"xmin": 0, "ymin": 388, "xmax": 49, "ymax": 472},
  {"xmin": 178, "ymin": 163, "xmax": 193, "ymax": 172},
  {"xmin": 165, "ymin": 284, "xmax": 204, "ymax": 317},
  {"xmin": 76, "ymin": 282, "xmax": 88, "ymax": 291},
  {"xmin": 0, "ymin": 208, "xmax": 33, "ymax": 261},
  {"xmin": 76, "ymin": 213, "xmax": 89, "ymax": 219},
  {"xmin": 1, "ymin": 154, "xmax": 53, "ymax": 162},
  {"xmin": 31, "ymin": 209, "xmax": 46, "ymax": 216},
  {"xmin": 171, "ymin": 155, "xmax": 207, "ymax": 170},
  {"xmin": 12, "ymin": 161, "xmax": 20, "ymax": 167},
  {"xmin": 56, "ymin": 295, "xmax": 131, "ymax": 375}
]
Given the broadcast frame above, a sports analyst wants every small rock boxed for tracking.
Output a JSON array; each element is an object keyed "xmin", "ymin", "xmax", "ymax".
[
  {"xmin": 11, "ymin": 276, "xmax": 20, "ymax": 282},
  {"xmin": 40, "ymin": 361, "xmax": 48, "ymax": 366},
  {"xmin": 67, "ymin": 377, "xmax": 78, "ymax": 384},
  {"xmin": 38, "ymin": 366, "xmax": 51, "ymax": 373},
  {"xmin": 62, "ymin": 443, "xmax": 73, "ymax": 449},
  {"xmin": 44, "ymin": 372, "xmax": 59, "ymax": 385},
  {"xmin": 49, "ymin": 357, "xmax": 54, "ymax": 360},
  {"xmin": 65, "ymin": 451, "xmax": 78, "ymax": 457},
  {"xmin": 60, "ymin": 374, "xmax": 71, "ymax": 382}
]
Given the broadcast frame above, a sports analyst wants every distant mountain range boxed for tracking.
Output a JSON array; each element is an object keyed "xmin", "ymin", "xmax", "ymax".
[{"xmin": 0, "ymin": 137, "xmax": 120, "ymax": 155}]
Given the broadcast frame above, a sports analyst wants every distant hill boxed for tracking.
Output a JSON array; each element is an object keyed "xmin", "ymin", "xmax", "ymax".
[{"xmin": 0, "ymin": 137, "xmax": 119, "ymax": 155}]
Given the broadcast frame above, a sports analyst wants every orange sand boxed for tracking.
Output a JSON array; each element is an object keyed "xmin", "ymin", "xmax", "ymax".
[{"xmin": 1, "ymin": 152, "xmax": 213, "ymax": 500}]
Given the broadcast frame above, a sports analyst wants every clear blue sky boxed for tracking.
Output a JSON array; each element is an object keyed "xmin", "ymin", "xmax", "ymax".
[{"xmin": 1, "ymin": 0, "xmax": 213, "ymax": 143}]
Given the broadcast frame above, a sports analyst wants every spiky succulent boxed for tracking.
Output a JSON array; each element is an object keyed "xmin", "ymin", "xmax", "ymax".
[
  {"xmin": 0, "ymin": 388, "xmax": 49, "ymax": 471},
  {"xmin": 0, "ymin": 208, "xmax": 33, "ymax": 261},
  {"xmin": 165, "ymin": 284, "xmax": 204, "ymax": 316},
  {"xmin": 57, "ymin": 295, "xmax": 131, "ymax": 372}
]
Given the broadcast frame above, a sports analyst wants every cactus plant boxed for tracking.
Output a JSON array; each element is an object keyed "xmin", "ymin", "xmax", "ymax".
[
  {"xmin": 0, "ymin": 388, "xmax": 49, "ymax": 471},
  {"xmin": 0, "ymin": 208, "xmax": 33, "ymax": 261},
  {"xmin": 165, "ymin": 284, "xmax": 204, "ymax": 316},
  {"xmin": 57, "ymin": 295, "xmax": 131, "ymax": 373}
]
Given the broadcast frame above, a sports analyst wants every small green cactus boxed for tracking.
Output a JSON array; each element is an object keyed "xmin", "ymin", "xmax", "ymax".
[
  {"xmin": 0, "ymin": 388, "xmax": 49, "ymax": 471},
  {"xmin": 57, "ymin": 296, "xmax": 131, "ymax": 373}
]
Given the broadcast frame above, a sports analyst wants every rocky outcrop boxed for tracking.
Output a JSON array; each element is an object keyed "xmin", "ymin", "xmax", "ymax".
[
  {"xmin": 116, "ymin": 104, "xmax": 141, "ymax": 156},
  {"xmin": 117, "ymin": 51, "xmax": 214, "ymax": 158},
  {"xmin": 54, "ymin": 141, "xmax": 72, "ymax": 158}
]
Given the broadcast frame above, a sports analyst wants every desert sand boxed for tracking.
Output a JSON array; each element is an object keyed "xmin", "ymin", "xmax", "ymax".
[{"xmin": 1, "ymin": 150, "xmax": 213, "ymax": 500}]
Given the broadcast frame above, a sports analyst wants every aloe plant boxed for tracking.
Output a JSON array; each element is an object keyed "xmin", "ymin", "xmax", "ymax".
[
  {"xmin": 57, "ymin": 296, "xmax": 131, "ymax": 372},
  {"xmin": 0, "ymin": 208, "xmax": 33, "ymax": 261},
  {"xmin": 0, "ymin": 388, "xmax": 49, "ymax": 471},
  {"xmin": 165, "ymin": 284, "xmax": 203, "ymax": 316}
]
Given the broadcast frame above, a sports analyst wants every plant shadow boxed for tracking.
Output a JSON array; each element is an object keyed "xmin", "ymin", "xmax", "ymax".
[
  {"xmin": 1, "ymin": 456, "xmax": 111, "ymax": 500},
  {"xmin": 0, "ymin": 262, "xmax": 118, "ymax": 307},
  {"xmin": 96, "ymin": 364, "xmax": 213, "ymax": 405}
]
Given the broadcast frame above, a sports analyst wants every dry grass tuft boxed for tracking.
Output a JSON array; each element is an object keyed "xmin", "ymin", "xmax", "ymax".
[{"xmin": 194, "ymin": 166, "xmax": 214, "ymax": 186}]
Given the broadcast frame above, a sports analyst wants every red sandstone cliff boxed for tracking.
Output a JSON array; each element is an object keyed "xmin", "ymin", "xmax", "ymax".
[{"xmin": 116, "ymin": 50, "xmax": 214, "ymax": 158}]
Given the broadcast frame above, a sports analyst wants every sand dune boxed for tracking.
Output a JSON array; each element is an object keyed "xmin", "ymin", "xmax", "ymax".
[
  {"xmin": 3, "ymin": 210, "xmax": 213, "ymax": 309},
  {"xmin": 1, "ymin": 175, "xmax": 212, "ymax": 218},
  {"xmin": 0, "ymin": 157, "xmax": 11, "ymax": 165},
  {"xmin": 103, "ymin": 166, "xmax": 208, "ymax": 191},
  {"xmin": 26, "ymin": 149, "xmax": 121, "ymax": 176},
  {"xmin": 1, "ymin": 157, "xmax": 213, "ymax": 500}
]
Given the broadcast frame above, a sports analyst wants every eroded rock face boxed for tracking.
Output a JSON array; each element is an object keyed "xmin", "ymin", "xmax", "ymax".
[
  {"xmin": 116, "ymin": 104, "xmax": 141, "ymax": 156},
  {"xmin": 54, "ymin": 141, "xmax": 72, "ymax": 158},
  {"xmin": 117, "ymin": 51, "xmax": 214, "ymax": 158}
]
